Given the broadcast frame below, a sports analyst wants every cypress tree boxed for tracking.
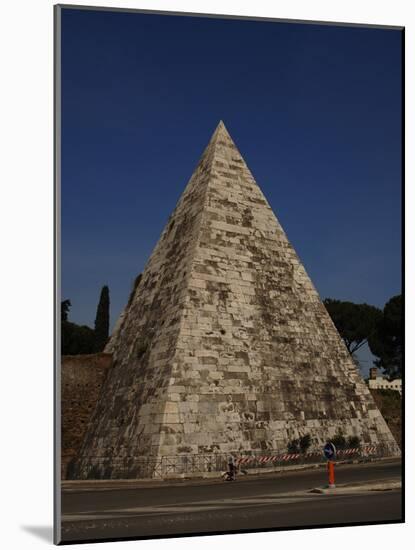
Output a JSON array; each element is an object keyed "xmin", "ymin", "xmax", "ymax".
[{"xmin": 94, "ymin": 285, "xmax": 110, "ymax": 352}]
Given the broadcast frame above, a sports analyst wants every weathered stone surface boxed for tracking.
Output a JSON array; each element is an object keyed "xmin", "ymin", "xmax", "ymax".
[
  {"xmin": 75, "ymin": 121, "xmax": 399, "ymax": 478},
  {"xmin": 61, "ymin": 353, "xmax": 112, "ymax": 478}
]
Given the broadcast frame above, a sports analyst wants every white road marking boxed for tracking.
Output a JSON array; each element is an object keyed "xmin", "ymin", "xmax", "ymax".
[{"xmin": 63, "ymin": 490, "xmax": 388, "ymax": 523}]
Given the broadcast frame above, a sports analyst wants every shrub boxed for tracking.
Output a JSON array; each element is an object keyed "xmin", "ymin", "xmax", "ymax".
[
  {"xmin": 331, "ymin": 433, "xmax": 347, "ymax": 450},
  {"xmin": 86, "ymin": 464, "xmax": 102, "ymax": 480},
  {"xmin": 287, "ymin": 439, "xmax": 300, "ymax": 453},
  {"xmin": 65, "ymin": 458, "xmax": 77, "ymax": 480},
  {"xmin": 299, "ymin": 434, "xmax": 311, "ymax": 454},
  {"xmin": 347, "ymin": 435, "xmax": 361, "ymax": 448}
]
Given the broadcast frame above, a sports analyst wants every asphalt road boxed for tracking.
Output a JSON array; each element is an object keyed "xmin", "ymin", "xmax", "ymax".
[{"xmin": 61, "ymin": 460, "xmax": 402, "ymax": 542}]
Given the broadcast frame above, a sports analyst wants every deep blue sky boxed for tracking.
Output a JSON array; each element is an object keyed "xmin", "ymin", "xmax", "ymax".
[{"xmin": 61, "ymin": 9, "xmax": 402, "ymax": 373}]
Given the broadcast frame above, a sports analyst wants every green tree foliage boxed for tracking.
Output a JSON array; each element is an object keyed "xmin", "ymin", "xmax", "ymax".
[
  {"xmin": 61, "ymin": 299, "xmax": 71, "ymax": 322},
  {"xmin": 331, "ymin": 433, "xmax": 347, "ymax": 450},
  {"xmin": 94, "ymin": 285, "xmax": 110, "ymax": 352},
  {"xmin": 61, "ymin": 300, "xmax": 96, "ymax": 355},
  {"xmin": 346, "ymin": 436, "xmax": 361, "ymax": 448},
  {"xmin": 287, "ymin": 434, "xmax": 311, "ymax": 454},
  {"xmin": 368, "ymin": 294, "xmax": 402, "ymax": 380},
  {"xmin": 323, "ymin": 299, "xmax": 382, "ymax": 355},
  {"xmin": 299, "ymin": 434, "xmax": 311, "ymax": 454},
  {"xmin": 329, "ymin": 433, "xmax": 360, "ymax": 451},
  {"xmin": 287, "ymin": 439, "xmax": 299, "ymax": 453}
]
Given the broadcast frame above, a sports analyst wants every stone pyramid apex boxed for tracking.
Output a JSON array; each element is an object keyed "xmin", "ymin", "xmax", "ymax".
[
  {"xmin": 197, "ymin": 119, "xmax": 245, "ymax": 176},
  {"xmin": 209, "ymin": 119, "xmax": 234, "ymax": 147},
  {"xmin": 214, "ymin": 119, "xmax": 227, "ymax": 132}
]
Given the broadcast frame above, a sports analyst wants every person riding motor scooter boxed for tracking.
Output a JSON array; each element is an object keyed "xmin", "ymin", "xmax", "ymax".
[{"xmin": 225, "ymin": 456, "xmax": 236, "ymax": 481}]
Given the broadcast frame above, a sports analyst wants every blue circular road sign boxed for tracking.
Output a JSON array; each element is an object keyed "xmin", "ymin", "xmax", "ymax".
[{"xmin": 323, "ymin": 442, "xmax": 336, "ymax": 460}]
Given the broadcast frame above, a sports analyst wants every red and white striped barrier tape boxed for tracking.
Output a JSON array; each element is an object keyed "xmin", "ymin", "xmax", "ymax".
[
  {"xmin": 337, "ymin": 448, "xmax": 358, "ymax": 455},
  {"xmin": 236, "ymin": 445, "xmax": 379, "ymax": 466},
  {"xmin": 236, "ymin": 453, "xmax": 301, "ymax": 465},
  {"xmin": 337, "ymin": 446, "xmax": 376, "ymax": 455}
]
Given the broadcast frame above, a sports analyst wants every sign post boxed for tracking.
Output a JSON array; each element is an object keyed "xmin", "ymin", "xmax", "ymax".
[{"xmin": 323, "ymin": 442, "xmax": 336, "ymax": 489}]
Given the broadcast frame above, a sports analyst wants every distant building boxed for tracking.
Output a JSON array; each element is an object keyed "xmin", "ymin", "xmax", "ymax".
[{"xmin": 368, "ymin": 367, "xmax": 402, "ymax": 394}]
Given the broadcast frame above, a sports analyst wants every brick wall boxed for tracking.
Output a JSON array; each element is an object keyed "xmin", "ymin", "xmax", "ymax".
[{"xmin": 61, "ymin": 353, "xmax": 112, "ymax": 479}]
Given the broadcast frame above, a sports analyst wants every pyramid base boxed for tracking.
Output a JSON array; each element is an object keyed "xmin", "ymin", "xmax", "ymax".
[{"xmin": 71, "ymin": 442, "xmax": 400, "ymax": 480}]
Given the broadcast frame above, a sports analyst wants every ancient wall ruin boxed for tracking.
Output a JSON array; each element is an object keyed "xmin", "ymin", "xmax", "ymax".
[{"xmin": 61, "ymin": 353, "xmax": 112, "ymax": 478}]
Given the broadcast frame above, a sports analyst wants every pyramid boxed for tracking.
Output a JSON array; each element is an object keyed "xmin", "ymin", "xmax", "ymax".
[{"xmin": 75, "ymin": 121, "xmax": 399, "ymax": 478}]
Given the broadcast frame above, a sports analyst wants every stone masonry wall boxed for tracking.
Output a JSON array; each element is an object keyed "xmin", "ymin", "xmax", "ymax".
[{"xmin": 61, "ymin": 353, "xmax": 112, "ymax": 478}]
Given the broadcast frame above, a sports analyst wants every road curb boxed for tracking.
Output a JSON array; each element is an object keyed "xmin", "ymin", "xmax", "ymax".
[{"xmin": 308, "ymin": 479, "xmax": 401, "ymax": 495}]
